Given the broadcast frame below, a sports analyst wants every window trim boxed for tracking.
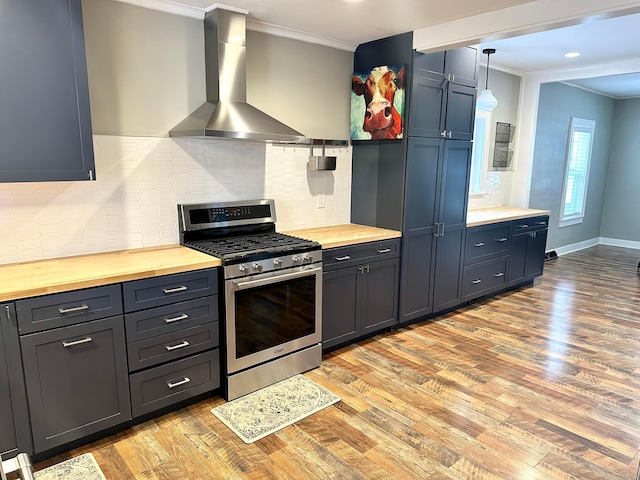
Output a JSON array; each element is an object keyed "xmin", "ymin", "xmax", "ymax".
[
  {"xmin": 559, "ymin": 117, "xmax": 595, "ymax": 228},
  {"xmin": 469, "ymin": 110, "xmax": 492, "ymax": 196}
]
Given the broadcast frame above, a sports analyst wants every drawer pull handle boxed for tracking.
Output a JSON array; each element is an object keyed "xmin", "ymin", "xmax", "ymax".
[
  {"xmin": 335, "ymin": 255, "xmax": 351, "ymax": 261},
  {"xmin": 165, "ymin": 340, "xmax": 190, "ymax": 351},
  {"xmin": 518, "ymin": 224, "xmax": 529, "ymax": 229},
  {"xmin": 536, "ymin": 221, "xmax": 547, "ymax": 225},
  {"xmin": 473, "ymin": 242, "xmax": 485, "ymax": 247},
  {"xmin": 164, "ymin": 313, "xmax": 189, "ymax": 324},
  {"xmin": 497, "ymin": 238, "xmax": 508, "ymax": 242},
  {"xmin": 167, "ymin": 377, "xmax": 191, "ymax": 389},
  {"xmin": 62, "ymin": 337, "xmax": 93, "ymax": 348},
  {"xmin": 471, "ymin": 279, "xmax": 482, "ymax": 284},
  {"xmin": 163, "ymin": 286, "xmax": 188, "ymax": 294},
  {"xmin": 377, "ymin": 248, "xmax": 391, "ymax": 254},
  {"xmin": 494, "ymin": 272, "xmax": 505, "ymax": 278},
  {"xmin": 58, "ymin": 304, "xmax": 89, "ymax": 314}
]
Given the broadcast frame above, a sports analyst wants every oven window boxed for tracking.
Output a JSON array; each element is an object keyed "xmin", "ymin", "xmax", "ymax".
[{"xmin": 235, "ymin": 275, "xmax": 316, "ymax": 358}]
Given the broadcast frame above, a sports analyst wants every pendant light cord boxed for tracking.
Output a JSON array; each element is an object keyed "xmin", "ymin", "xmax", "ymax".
[{"xmin": 482, "ymin": 48, "xmax": 496, "ymax": 90}]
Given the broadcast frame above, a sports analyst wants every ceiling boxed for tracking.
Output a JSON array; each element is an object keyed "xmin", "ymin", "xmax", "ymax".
[{"xmin": 124, "ymin": 0, "xmax": 640, "ymax": 98}]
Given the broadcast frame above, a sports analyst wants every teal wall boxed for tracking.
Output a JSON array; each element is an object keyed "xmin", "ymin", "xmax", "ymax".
[
  {"xmin": 529, "ymin": 82, "xmax": 616, "ymax": 251},
  {"xmin": 601, "ymin": 98, "xmax": 640, "ymax": 241}
]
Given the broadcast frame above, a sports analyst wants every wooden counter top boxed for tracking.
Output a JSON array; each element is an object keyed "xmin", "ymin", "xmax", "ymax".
[
  {"xmin": 467, "ymin": 206, "xmax": 551, "ymax": 227},
  {"xmin": 0, "ymin": 245, "xmax": 221, "ymax": 302},
  {"xmin": 284, "ymin": 224, "xmax": 401, "ymax": 249}
]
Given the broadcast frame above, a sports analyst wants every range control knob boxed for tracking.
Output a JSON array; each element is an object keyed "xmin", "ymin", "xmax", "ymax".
[
  {"xmin": 252, "ymin": 263, "xmax": 263, "ymax": 272},
  {"xmin": 292, "ymin": 255, "xmax": 301, "ymax": 264},
  {"xmin": 303, "ymin": 254, "xmax": 313, "ymax": 263},
  {"xmin": 273, "ymin": 258, "xmax": 282, "ymax": 267},
  {"xmin": 239, "ymin": 264, "xmax": 247, "ymax": 274}
]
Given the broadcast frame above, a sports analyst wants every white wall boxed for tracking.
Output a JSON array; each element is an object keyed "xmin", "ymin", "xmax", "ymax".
[{"xmin": 0, "ymin": 137, "xmax": 351, "ymax": 265}]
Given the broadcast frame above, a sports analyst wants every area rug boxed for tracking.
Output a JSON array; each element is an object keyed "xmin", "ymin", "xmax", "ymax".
[
  {"xmin": 211, "ymin": 374, "xmax": 341, "ymax": 443},
  {"xmin": 34, "ymin": 453, "xmax": 106, "ymax": 480}
]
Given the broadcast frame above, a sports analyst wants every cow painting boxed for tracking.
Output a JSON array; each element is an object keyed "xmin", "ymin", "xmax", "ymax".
[{"xmin": 351, "ymin": 65, "xmax": 405, "ymax": 140}]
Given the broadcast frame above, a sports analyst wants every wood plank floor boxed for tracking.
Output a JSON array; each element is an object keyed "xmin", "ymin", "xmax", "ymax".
[{"xmin": 34, "ymin": 245, "xmax": 640, "ymax": 479}]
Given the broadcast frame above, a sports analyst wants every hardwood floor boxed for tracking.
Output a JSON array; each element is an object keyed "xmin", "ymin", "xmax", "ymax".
[{"xmin": 34, "ymin": 245, "xmax": 640, "ymax": 479}]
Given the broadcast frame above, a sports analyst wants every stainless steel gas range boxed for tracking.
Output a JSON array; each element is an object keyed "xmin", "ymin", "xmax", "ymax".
[{"xmin": 178, "ymin": 199, "xmax": 322, "ymax": 400}]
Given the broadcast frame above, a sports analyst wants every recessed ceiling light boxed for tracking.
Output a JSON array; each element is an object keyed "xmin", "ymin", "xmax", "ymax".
[{"xmin": 564, "ymin": 52, "xmax": 581, "ymax": 58}]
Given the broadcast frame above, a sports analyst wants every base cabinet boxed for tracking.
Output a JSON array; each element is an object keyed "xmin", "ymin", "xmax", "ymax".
[
  {"xmin": 0, "ymin": 304, "xmax": 31, "ymax": 459},
  {"xmin": 508, "ymin": 221, "xmax": 548, "ymax": 286},
  {"xmin": 323, "ymin": 240, "xmax": 400, "ymax": 350},
  {"xmin": 20, "ymin": 315, "xmax": 130, "ymax": 453}
]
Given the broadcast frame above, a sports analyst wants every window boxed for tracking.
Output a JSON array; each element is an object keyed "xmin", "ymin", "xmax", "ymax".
[
  {"xmin": 469, "ymin": 110, "xmax": 492, "ymax": 195},
  {"xmin": 560, "ymin": 117, "xmax": 595, "ymax": 227}
]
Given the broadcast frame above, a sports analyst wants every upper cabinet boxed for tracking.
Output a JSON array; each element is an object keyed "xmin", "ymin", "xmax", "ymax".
[
  {"xmin": 408, "ymin": 48, "xmax": 478, "ymax": 140},
  {"xmin": 0, "ymin": 0, "xmax": 95, "ymax": 183}
]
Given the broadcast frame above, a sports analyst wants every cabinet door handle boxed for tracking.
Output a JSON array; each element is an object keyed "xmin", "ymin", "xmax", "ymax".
[
  {"xmin": 167, "ymin": 377, "xmax": 191, "ymax": 389},
  {"xmin": 497, "ymin": 238, "xmax": 508, "ymax": 243},
  {"xmin": 473, "ymin": 242, "xmax": 485, "ymax": 247},
  {"xmin": 58, "ymin": 304, "xmax": 89, "ymax": 314},
  {"xmin": 62, "ymin": 337, "xmax": 93, "ymax": 348},
  {"xmin": 365, "ymin": 265, "xmax": 370, "ymax": 273},
  {"xmin": 471, "ymin": 279, "xmax": 482, "ymax": 284},
  {"xmin": 5, "ymin": 305, "xmax": 11, "ymax": 321},
  {"xmin": 163, "ymin": 286, "xmax": 188, "ymax": 294},
  {"xmin": 164, "ymin": 313, "xmax": 189, "ymax": 324},
  {"xmin": 494, "ymin": 272, "xmax": 504, "ymax": 278},
  {"xmin": 447, "ymin": 131, "xmax": 452, "ymax": 138},
  {"xmin": 377, "ymin": 248, "xmax": 391, "ymax": 254},
  {"xmin": 440, "ymin": 130, "xmax": 446, "ymax": 137},
  {"xmin": 335, "ymin": 255, "xmax": 351, "ymax": 261},
  {"xmin": 358, "ymin": 266, "xmax": 364, "ymax": 274},
  {"xmin": 165, "ymin": 340, "xmax": 190, "ymax": 351}
]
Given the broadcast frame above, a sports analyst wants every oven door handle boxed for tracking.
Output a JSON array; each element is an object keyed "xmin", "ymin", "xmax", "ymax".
[{"xmin": 234, "ymin": 266, "xmax": 322, "ymax": 291}]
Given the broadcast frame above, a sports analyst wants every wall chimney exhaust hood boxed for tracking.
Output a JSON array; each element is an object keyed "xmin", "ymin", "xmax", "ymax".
[{"xmin": 169, "ymin": 7, "xmax": 307, "ymax": 143}]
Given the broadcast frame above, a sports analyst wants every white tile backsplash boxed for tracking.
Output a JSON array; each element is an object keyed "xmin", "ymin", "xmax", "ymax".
[
  {"xmin": 0, "ymin": 136, "xmax": 352, "ymax": 265},
  {"xmin": 468, "ymin": 170, "xmax": 514, "ymax": 209}
]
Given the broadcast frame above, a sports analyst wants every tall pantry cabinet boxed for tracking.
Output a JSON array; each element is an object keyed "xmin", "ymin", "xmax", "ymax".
[{"xmin": 350, "ymin": 33, "xmax": 478, "ymax": 325}]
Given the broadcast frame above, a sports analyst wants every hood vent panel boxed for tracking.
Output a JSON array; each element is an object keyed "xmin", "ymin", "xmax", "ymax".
[{"xmin": 169, "ymin": 8, "xmax": 306, "ymax": 143}]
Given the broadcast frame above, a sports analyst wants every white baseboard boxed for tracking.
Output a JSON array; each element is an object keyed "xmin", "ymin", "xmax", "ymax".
[
  {"xmin": 599, "ymin": 237, "xmax": 640, "ymax": 250},
  {"xmin": 553, "ymin": 238, "xmax": 600, "ymax": 256},
  {"xmin": 552, "ymin": 237, "xmax": 640, "ymax": 256}
]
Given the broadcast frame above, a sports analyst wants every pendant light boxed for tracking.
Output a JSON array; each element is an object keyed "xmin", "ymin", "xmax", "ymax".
[{"xmin": 476, "ymin": 48, "xmax": 498, "ymax": 111}]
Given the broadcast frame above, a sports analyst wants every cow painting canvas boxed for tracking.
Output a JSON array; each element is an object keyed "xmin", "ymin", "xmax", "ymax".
[{"xmin": 350, "ymin": 64, "xmax": 405, "ymax": 140}]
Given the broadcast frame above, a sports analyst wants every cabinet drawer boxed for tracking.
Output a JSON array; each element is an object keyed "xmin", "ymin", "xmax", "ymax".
[
  {"xmin": 127, "ymin": 322, "xmax": 219, "ymax": 372},
  {"xmin": 464, "ymin": 223, "xmax": 510, "ymax": 264},
  {"xmin": 125, "ymin": 296, "xmax": 218, "ymax": 343},
  {"xmin": 129, "ymin": 349, "xmax": 220, "ymax": 418},
  {"xmin": 16, "ymin": 285, "xmax": 123, "ymax": 334},
  {"xmin": 511, "ymin": 216, "xmax": 549, "ymax": 233},
  {"xmin": 123, "ymin": 269, "xmax": 218, "ymax": 313},
  {"xmin": 323, "ymin": 239, "xmax": 400, "ymax": 270},
  {"xmin": 462, "ymin": 257, "xmax": 509, "ymax": 300}
]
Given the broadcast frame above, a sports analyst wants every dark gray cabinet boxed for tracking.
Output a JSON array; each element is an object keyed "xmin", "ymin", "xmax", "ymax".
[
  {"xmin": 462, "ymin": 222, "xmax": 511, "ymax": 300},
  {"xmin": 408, "ymin": 50, "xmax": 477, "ymax": 140},
  {"xmin": 0, "ymin": 0, "xmax": 95, "ymax": 182},
  {"xmin": 123, "ymin": 269, "xmax": 220, "ymax": 418},
  {"xmin": 400, "ymin": 138, "xmax": 472, "ymax": 322},
  {"xmin": 411, "ymin": 47, "xmax": 479, "ymax": 88},
  {"xmin": 323, "ymin": 240, "xmax": 400, "ymax": 350},
  {"xmin": 20, "ymin": 315, "xmax": 130, "ymax": 453},
  {"xmin": 508, "ymin": 216, "xmax": 549, "ymax": 286},
  {"xmin": 0, "ymin": 304, "xmax": 31, "ymax": 459}
]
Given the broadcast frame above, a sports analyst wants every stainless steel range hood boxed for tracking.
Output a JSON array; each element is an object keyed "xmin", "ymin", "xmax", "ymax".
[{"xmin": 169, "ymin": 8, "xmax": 306, "ymax": 143}]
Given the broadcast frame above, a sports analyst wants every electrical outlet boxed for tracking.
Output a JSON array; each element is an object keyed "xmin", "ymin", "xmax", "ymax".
[{"xmin": 317, "ymin": 193, "xmax": 326, "ymax": 209}]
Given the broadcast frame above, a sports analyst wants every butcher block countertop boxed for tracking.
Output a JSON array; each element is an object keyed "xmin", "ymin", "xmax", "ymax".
[
  {"xmin": 466, "ymin": 206, "xmax": 551, "ymax": 227},
  {"xmin": 0, "ymin": 245, "xmax": 221, "ymax": 302},
  {"xmin": 284, "ymin": 224, "xmax": 401, "ymax": 249}
]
